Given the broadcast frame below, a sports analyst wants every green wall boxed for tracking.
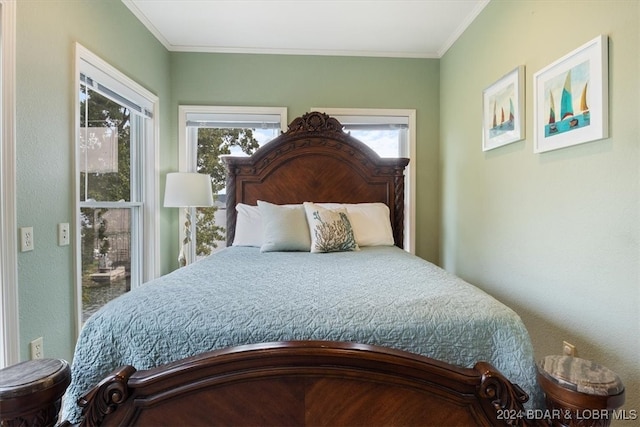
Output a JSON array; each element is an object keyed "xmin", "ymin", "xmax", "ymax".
[
  {"xmin": 168, "ymin": 52, "xmax": 441, "ymax": 264},
  {"xmin": 16, "ymin": 0, "xmax": 171, "ymax": 362},
  {"xmin": 440, "ymin": 0, "xmax": 639, "ymax": 418}
]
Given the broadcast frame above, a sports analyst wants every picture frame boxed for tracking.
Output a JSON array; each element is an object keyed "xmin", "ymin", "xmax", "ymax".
[
  {"xmin": 533, "ymin": 35, "xmax": 608, "ymax": 153},
  {"xmin": 482, "ymin": 65, "xmax": 525, "ymax": 151}
]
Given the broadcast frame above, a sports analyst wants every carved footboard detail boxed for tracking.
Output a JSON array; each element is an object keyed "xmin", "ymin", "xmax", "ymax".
[
  {"xmin": 77, "ymin": 365, "xmax": 136, "ymax": 427},
  {"xmin": 476, "ymin": 361, "xmax": 541, "ymax": 426},
  {"xmin": 71, "ymin": 341, "xmax": 538, "ymax": 427}
]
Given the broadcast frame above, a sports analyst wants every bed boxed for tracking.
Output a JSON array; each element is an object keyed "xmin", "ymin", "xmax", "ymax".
[{"xmin": 60, "ymin": 112, "xmax": 543, "ymax": 426}]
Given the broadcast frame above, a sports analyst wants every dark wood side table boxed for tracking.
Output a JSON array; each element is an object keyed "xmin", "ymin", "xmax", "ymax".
[
  {"xmin": 0, "ymin": 358, "xmax": 70, "ymax": 427},
  {"xmin": 537, "ymin": 355, "xmax": 625, "ymax": 427}
]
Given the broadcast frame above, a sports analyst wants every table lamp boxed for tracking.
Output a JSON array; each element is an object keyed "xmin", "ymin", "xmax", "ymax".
[{"xmin": 163, "ymin": 172, "xmax": 214, "ymax": 266}]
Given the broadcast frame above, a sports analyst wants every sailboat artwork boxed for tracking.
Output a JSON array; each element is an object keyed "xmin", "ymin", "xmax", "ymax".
[
  {"xmin": 488, "ymin": 83, "xmax": 516, "ymax": 138},
  {"xmin": 534, "ymin": 35, "xmax": 607, "ymax": 153},
  {"xmin": 483, "ymin": 65, "xmax": 524, "ymax": 151},
  {"xmin": 544, "ymin": 61, "xmax": 590, "ymax": 137}
]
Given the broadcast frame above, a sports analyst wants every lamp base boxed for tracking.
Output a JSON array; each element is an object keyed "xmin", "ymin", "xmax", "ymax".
[
  {"xmin": 179, "ymin": 206, "xmax": 192, "ymax": 267},
  {"xmin": 178, "ymin": 246, "xmax": 186, "ymax": 268}
]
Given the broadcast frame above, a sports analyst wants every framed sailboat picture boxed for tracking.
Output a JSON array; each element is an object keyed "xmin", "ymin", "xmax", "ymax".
[
  {"xmin": 533, "ymin": 35, "xmax": 608, "ymax": 153},
  {"xmin": 482, "ymin": 65, "xmax": 525, "ymax": 151}
]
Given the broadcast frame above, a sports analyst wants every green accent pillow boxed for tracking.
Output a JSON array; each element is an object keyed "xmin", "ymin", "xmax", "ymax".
[
  {"xmin": 258, "ymin": 201, "xmax": 311, "ymax": 252},
  {"xmin": 303, "ymin": 202, "xmax": 359, "ymax": 253}
]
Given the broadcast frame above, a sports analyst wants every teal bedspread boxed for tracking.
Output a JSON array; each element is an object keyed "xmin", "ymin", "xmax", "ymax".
[{"xmin": 62, "ymin": 246, "xmax": 542, "ymax": 422}]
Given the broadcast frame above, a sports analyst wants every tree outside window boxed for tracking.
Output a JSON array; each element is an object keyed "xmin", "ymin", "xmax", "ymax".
[
  {"xmin": 194, "ymin": 128, "xmax": 259, "ymax": 257},
  {"xmin": 179, "ymin": 107, "xmax": 287, "ymax": 260}
]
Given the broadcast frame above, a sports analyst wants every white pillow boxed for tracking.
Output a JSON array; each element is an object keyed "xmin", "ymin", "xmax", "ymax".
[
  {"xmin": 318, "ymin": 202, "xmax": 394, "ymax": 246},
  {"xmin": 232, "ymin": 203, "xmax": 262, "ymax": 247},
  {"xmin": 304, "ymin": 202, "xmax": 359, "ymax": 253},
  {"xmin": 258, "ymin": 201, "xmax": 311, "ymax": 252}
]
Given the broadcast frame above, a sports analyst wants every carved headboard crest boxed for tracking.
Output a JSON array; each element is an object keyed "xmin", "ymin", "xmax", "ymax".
[{"xmin": 285, "ymin": 111, "xmax": 345, "ymax": 135}]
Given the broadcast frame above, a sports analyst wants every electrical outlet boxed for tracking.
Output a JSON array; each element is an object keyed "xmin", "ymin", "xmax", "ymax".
[
  {"xmin": 58, "ymin": 222, "xmax": 70, "ymax": 246},
  {"xmin": 20, "ymin": 227, "xmax": 34, "ymax": 252},
  {"xmin": 30, "ymin": 337, "xmax": 44, "ymax": 359},
  {"xmin": 563, "ymin": 341, "xmax": 577, "ymax": 357}
]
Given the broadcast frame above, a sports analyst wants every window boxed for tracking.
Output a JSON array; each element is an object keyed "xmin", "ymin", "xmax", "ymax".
[
  {"xmin": 312, "ymin": 108, "xmax": 416, "ymax": 253},
  {"xmin": 0, "ymin": 0, "xmax": 18, "ymax": 368},
  {"xmin": 178, "ymin": 106, "xmax": 287, "ymax": 260},
  {"xmin": 75, "ymin": 44, "xmax": 159, "ymax": 326}
]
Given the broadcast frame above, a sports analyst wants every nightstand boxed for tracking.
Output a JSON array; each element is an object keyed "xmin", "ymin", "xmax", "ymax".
[
  {"xmin": 537, "ymin": 355, "xmax": 625, "ymax": 427},
  {"xmin": 0, "ymin": 358, "xmax": 70, "ymax": 427}
]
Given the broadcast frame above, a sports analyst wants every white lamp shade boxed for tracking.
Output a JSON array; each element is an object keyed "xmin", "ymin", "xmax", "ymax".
[{"xmin": 163, "ymin": 172, "xmax": 214, "ymax": 207}]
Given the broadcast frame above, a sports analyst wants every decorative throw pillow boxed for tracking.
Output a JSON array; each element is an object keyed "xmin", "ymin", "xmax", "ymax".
[
  {"xmin": 232, "ymin": 203, "xmax": 262, "ymax": 247},
  {"xmin": 258, "ymin": 201, "xmax": 311, "ymax": 252},
  {"xmin": 318, "ymin": 203, "xmax": 394, "ymax": 246},
  {"xmin": 303, "ymin": 202, "xmax": 359, "ymax": 253}
]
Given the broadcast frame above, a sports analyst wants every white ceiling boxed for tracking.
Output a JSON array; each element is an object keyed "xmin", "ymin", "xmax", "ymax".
[{"xmin": 122, "ymin": 0, "xmax": 489, "ymax": 58}]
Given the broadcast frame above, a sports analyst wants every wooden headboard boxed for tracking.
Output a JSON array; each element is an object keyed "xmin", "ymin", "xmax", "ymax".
[{"xmin": 224, "ymin": 112, "xmax": 410, "ymax": 247}]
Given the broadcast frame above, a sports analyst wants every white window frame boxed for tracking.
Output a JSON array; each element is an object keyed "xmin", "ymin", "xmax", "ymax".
[
  {"xmin": 177, "ymin": 105, "xmax": 287, "ymax": 260},
  {"xmin": 311, "ymin": 108, "xmax": 416, "ymax": 253},
  {"xmin": 74, "ymin": 44, "xmax": 160, "ymax": 333},
  {"xmin": 0, "ymin": 0, "xmax": 18, "ymax": 368}
]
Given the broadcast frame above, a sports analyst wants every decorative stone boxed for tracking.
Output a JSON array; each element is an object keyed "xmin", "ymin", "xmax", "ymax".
[{"xmin": 538, "ymin": 355, "xmax": 624, "ymax": 396}]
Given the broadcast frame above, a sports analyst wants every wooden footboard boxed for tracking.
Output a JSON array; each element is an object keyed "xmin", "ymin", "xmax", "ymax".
[{"xmin": 71, "ymin": 341, "xmax": 534, "ymax": 427}]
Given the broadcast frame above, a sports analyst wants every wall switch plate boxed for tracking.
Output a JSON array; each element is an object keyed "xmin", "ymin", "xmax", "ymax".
[
  {"xmin": 58, "ymin": 223, "xmax": 70, "ymax": 246},
  {"xmin": 20, "ymin": 227, "xmax": 34, "ymax": 252},
  {"xmin": 30, "ymin": 337, "xmax": 44, "ymax": 359}
]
